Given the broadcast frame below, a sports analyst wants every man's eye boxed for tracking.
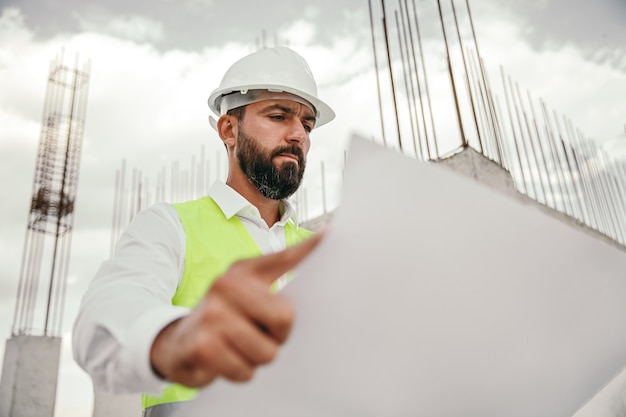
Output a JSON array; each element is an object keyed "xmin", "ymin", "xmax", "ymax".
[
  {"xmin": 270, "ymin": 115, "xmax": 285, "ymax": 120},
  {"xmin": 303, "ymin": 124, "xmax": 312, "ymax": 133}
]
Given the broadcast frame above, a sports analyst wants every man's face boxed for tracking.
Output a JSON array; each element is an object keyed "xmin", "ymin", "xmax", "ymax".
[
  {"xmin": 236, "ymin": 126, "xmax": 306, "ymax": 200},
  {"xmin": 234, "ymin": 99, "xmax": 314, "ymax": 200}
]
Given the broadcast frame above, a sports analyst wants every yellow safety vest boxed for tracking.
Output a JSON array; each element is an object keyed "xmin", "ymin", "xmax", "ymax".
[{"xmin": 142, "ymin": 196, "xmax": 313, "ymax": 409}]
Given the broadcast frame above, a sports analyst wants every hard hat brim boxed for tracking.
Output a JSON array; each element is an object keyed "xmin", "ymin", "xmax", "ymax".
[{"xmin": 208, "ymin": 84, "xmax": 335, "ymax": 129}]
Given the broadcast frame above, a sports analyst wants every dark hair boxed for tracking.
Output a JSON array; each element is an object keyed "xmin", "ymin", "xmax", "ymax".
[{"xmin": 226, "ymin": 106, "xmax": 246, "ymax": 121}]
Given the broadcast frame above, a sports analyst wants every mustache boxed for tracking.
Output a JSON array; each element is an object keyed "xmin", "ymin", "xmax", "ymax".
[{"xmin": 272, "ymin": 145, "xmax": 305, "ymax": 165}]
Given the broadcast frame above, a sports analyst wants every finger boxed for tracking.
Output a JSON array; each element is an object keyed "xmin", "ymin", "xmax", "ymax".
[
  {"xmin": 211, "ymin": 272, "xmax": 295, "ymax": 343},
  {"xmin": 189, "ymin": 337, "xmax": 256, "ymax": 385},
  {"xmin": 244, "ymin": 232, "xmax": 324, "ymax": 286},
  {"xmin": 178, "ymin": 365, "xmax": 218, "ymax": 388},
  {"xmin": 214, "ymin": 276, "xmax": 294, "ymax": 345},
  {"xmin": 211, "ymin": 344, "xmax": 256, "ymax": 383},
  {"xmin": 224, "ymin": 316, "xmax": 280, "ymax": 366}
]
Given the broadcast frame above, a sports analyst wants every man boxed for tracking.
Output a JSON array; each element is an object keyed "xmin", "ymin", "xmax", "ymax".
[{"xmin": 72, "ymin": 46, "xmax": 335, "ymax": 416}]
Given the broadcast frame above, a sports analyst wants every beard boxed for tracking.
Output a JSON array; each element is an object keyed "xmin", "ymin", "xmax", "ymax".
[{"xmin": 236, "ymin": 128, "xmax": 306, "ymax": 200}]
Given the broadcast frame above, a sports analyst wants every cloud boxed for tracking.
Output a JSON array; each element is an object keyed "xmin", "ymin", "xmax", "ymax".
[
  {"xmin": 180, "ymin": 0, "xmax": 216, "ymax": 13},
  {"xmin": 0, "ymin": 7, "xmax": 32, "ymax": 50},
  {"xmin": 472, "ymin": 0, "xmax": 626, "ymax": 72},
  {"xmin": 73, "ymin": 9, "xmax": 164, "ymax": 44},
  {"xmin": 280, "ymin": 20, "xmax": 317, "ymax": 46}
]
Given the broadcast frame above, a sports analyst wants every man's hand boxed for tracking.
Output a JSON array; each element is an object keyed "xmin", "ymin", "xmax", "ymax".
[{"xmin": 149, "ymin": 233, "xmax": 322, "ymax": 388}]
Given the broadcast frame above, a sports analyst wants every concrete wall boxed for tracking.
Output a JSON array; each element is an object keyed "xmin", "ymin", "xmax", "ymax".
[{"xmin": 0, "ymin": 335, "xmax": 61, "ymax": 417}]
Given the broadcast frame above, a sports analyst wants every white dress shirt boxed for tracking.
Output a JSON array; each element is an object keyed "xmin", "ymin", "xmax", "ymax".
[{"xmin": 72, "ymin": 181, "xmax": 300, "ymax": 395}]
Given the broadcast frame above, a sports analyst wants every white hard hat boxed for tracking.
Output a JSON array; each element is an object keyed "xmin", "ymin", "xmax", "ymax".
[{"xmin": 208, "ymin": 46, "xmax": 335, "ymax": 129}]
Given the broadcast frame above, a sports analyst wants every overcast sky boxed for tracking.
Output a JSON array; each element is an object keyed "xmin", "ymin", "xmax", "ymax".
[{"xmin": 0, "ymin": 0, "xmax": 625, "ymax": 415}]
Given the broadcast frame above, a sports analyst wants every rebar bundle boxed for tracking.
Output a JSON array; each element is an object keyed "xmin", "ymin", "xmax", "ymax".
[{"xmin": 12, "ymin": 51, "xmax": 91, "ymax": 337}]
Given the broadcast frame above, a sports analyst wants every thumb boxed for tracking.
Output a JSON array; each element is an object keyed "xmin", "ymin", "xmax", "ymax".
[{"xmin": 245, "ymin": 232, "xmax": 324, "ymax": 286}]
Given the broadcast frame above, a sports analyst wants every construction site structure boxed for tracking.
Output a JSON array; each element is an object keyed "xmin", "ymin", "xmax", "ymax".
[
  {"xmin": 366, "ymin": 0, "xmax": 625, "ymax": 248},
  {"xmin": 0, "ymin": 51, "xmax": 91, "ymax": 417}
]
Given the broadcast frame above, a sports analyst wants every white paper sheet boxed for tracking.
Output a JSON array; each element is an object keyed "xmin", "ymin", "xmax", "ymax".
[{"xmin": 181, "ymin": 136, "xmax": 626, "ymax": 417}]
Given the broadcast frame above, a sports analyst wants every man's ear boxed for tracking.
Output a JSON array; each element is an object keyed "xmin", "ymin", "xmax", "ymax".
[{"xmin": 217, "ymin": 115, "xmax": 237, "ymax": 147}]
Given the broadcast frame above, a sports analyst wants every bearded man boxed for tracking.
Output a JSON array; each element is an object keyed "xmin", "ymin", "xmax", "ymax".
[{"xmin": 72, "ymin": 46, "xmax": 335, "ymax": 417}]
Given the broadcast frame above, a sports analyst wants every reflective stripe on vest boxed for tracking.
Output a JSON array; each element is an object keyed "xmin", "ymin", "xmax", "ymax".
[{"xmin": 142, "ymin": 196, "xmax": 313, "ymax": 409}]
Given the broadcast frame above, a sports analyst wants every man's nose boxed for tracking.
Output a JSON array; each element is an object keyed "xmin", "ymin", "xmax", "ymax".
[{"xmin": 287, "ymin": 120, "xmax": 308, "ymax": 144}]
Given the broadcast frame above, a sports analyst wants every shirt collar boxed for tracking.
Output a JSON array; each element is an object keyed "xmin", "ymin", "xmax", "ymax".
[{"xmin": 207, "ymin": 180, "xmax": 299, "ymax": 228}]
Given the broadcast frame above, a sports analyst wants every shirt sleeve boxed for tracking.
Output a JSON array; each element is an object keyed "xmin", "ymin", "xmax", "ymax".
[{"xmin": 72, "ymin": 203, "xmax": 190, "ymax": 394}]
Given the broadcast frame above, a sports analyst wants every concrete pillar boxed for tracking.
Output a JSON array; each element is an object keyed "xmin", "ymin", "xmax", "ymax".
[{"xmin": 0, "ymin": 335, "xmax": 62, "ymax": 417}]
